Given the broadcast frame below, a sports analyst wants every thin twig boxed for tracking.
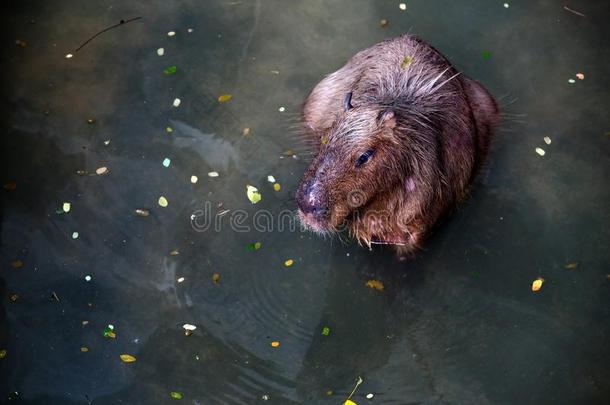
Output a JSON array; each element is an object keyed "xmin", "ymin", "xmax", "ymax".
[
  {"xmin": 74, "ymin": 16, "xmax": 143, "ymax": 53},
  {"xmin": 346, "ymin": 377, "xmax": 363, "ymax": 401},
  {"xmin": 563, "ymin": 6, "xmax": 586, "ymax": 17}
]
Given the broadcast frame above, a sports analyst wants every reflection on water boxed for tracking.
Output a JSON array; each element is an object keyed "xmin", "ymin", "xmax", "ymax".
[{"xmin": 1, "ymin": 0, "xmax": 609, "ymax": 404}]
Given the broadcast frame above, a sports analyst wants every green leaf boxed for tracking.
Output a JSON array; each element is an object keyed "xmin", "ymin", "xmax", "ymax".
[
  {"xmin": 164, "ymin": 65, "xmax": 177, "ymax": 75},
  {"xmin": 170, "ymin": 391, "xmax": 183, "ymax": 400},
  {"xmin": 322, "ymin": 326, "xmax": 330, "ymax": 336}
]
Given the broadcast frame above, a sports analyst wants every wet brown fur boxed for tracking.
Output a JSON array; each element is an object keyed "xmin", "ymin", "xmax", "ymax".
[{"xmin": 296, "ymin": 34, "xmax": 499, "ymax": 255}]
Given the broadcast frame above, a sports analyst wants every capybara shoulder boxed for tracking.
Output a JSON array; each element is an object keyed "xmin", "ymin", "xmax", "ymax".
[{"xmin": 297, "ymin": 34, "xmax": 499, "ymax": 255}]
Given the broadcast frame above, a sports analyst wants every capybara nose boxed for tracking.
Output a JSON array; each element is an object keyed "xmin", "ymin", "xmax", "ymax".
[{"xmin": 297, "ymin": 183, "xmax": 327, "ymax": 217}]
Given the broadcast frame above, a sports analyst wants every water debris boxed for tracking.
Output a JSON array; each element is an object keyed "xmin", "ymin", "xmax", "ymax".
[
  {"xmin": 3, "ymin": 181, "xmax": 17, "ymax": 191},
  {"xmin": 565, "ymin": 262, "xmax": 579, "ymax": 270},
  {"xmin": 399, "ymin": 3, "xmax": 406, "ymax": 11},
  {"xmin": 120, "ymin": 354, "xmax": 137, "ymax": 363},
  {"xmin": 208, "ymin": 171, "xmax": 219, "ymax": 177},
  {"xmin": 379, "ymin": 19, "xmax": 389, "ymax": 28},
  {"xmin": 218, "ymin": 94, "xmax": 232, "ymax": 103},
  {"xmin": 10, "ymin": 260, "xmax": 23, "ymax": 269},
  {"xmin": 246, "ymin": 185, "xmax": 262, "ymax": 204},
  {"xmin": 270, "ymin": 341, "xmax": 280, "ymax": 348},
  {"xmin": 273, "ymin": 183, "xmax": 281, "ymax": 191},
  {"xmin": 96, "ymin": 166, "xmax": 108, "ymax": 175},
  {"xmin": 173, "ymin": 98, "xmax": 181, "ymax": 107},
  {"xmin": 212, "ymin": 273, "xmax": 221, "ymax": 283},
  {"xmin": 564, "ymin": 5, "xmax": 586, "ymax": 17},
  {"xmin": 0, "ymin": 350, "xmax": 6, "ymax": 359},
  {"xmin": 162, "ymin": 158, "xmax": 171, "ymax": 167},
  {"xmin": 531, "ymin": 277, "xmax": 544, "ymax": 292},
  {"xmin": 284, "ymin": 259, "xmax": 294, "ymax": 267},
  {"xmin": 80, "ymin": 347, "xmax": 89, "ymax": 352},
  {"xmin": 104, "ymin": 140, "xmax": 111, "ymax": 145},
  {"xmin": 177, "ymin": 277, "xmax": 185, "ymax": 283},
  {"xmin": 167, "ymin": 31, "xmax": 176, "ymax": 37},
  {"xmin": 85, "ymin": 275, "xmax": 92, "ymax": 281},
  {"xmin": 568, "ymin": 78, "xmax": 576, "ymax": 84},
  {"xmin": 65, "ymin": 53, "xmax": 74, "ymax": 59},
  {"xmin": 503, "ymin": 3, "xmax": 509, "ymax": 8},
  {"xmin": 190, "ymin": 175, "xmax": 198, "ymax": 184},
  {"xmin": 543, "ymin": 136, "xmax": 552, "ymax": 145},
  {"xmin": 187, "ymin": 28, "xmax": 194, "ymax": 33},
  {"xmin": 69, "ymin": 17, "xmax": 143, "ymax": 55},
  {"xmin": 242, "ymin": 127, "xmax": 251, "ymax": 136},
  {"xmin": 400, "ymin": 55, "xmax": 413, "ymax": 69},
  {"xmin": 535, "ymin": 147, "xmax": 545, "ymax": 156},
  {"xmin": 247, "ymin": 242, "xmax": 262, "ymax": 251},
  {"xmin": 87, "ymin": 118, "xmax": 96, "ymax": 124},
  {"xmin": 182, "ymin": 324, "xmax": 197, "ymax": 334},
  {"xmin": 166, "ymin": 126, "xmax": 173, "ymax": 133},
  {"xmin": 170, "ymin": 392, "xmax": 183, "ymax": 400},
  {"xmin": 164, "ymin": 65, "xmax": 177, "ymax": 75},
  {"xmin": 345, "ymin": 377, "xmax": 364, "ymax": 405},
  {"xmin": 135, "ymin": 208, "xmax": 150, "ymax": 217},
  {"xmin": 63, "ymin": 202, "xmax": 71, "ymax": 213},
  {"xmin": 9, "ymin": 294, "xmax": 19, "ymax": 302},
  {"xmin": 481, "ymin": 50, "xmax": 492, "ymax": 60},
  {"xmin": 270, "ymin": 70, "xmax": 280, "ymax": 74},
  {"xmin": 278, "ymin": 106, "xmax": 285, "ymax": 112},
  {"xmin": 51, "ymin": 291, "xmax": 60, "ymax": 302},
  {"xmin": 576, "ymin": 72, "xmax": 585, "ymax": 80},
  {"xmin": 15, "ymin": 39, "xmax": 27, "ymax": 48},
  {"xmin": 170, "ymin": 249, "xmax": 180, "ymax": 256},
  {"xmin": 158, "ymin": 196, "xmax": 169, "ymax": 207},
  {"xmin": 267, "ymin": 175, "xmax": 276, "ymax": 183},
  {"xmin": 157, "ymin": 47, "xmax": 165, "ymax": 56},
  {"xmin": 366, "ymin": 393, "xmax": 375, "ymax": 399},
  {"xmin": 365, "ymin": 279, "xmax": 384, "ymax": 291},
  {"xmin": 322, "ymin": 326, "xmax": 330, "ymax": 336},
  {"xmin": 72, "ymin": 232, "xmax": 79, "ymax": 239}
]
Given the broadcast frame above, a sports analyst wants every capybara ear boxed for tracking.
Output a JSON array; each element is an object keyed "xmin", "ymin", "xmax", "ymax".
[{"xmin": 378, "ymin": 109, "xmax": 396, "ymax": 129}]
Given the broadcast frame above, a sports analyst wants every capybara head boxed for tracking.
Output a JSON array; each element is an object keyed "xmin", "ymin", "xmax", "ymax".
[{"xmin": 296, "ymin": 92, "xmax": 408, "ymax": 234}]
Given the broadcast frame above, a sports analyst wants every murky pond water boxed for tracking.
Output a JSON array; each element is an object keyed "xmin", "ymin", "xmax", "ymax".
[{"xmin": 1, "ymin": 0, "xmax": 609, "ymax": 404}]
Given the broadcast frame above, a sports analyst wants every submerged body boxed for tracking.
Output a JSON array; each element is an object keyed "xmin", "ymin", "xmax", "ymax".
[{"xmin": 296, "ymin": 34, "xmax": 499, "ymax": 254}]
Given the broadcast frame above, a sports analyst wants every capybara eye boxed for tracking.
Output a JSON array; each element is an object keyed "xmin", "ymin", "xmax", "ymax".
[{"xmin": 356, "ymin": 149, "xmax": 374, "ymax": 168}]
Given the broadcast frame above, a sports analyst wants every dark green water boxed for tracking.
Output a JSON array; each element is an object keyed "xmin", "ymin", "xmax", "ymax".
[{"xmin": 1, "ymin": 1, "xmax": 609, "ymax": 404}]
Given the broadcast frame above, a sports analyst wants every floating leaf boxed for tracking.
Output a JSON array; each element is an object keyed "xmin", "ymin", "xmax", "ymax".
[
  {"xmin": 3, "ymin": 181, "xmax": 17, "ymax": 191},
  {"xmin": 135, "ymin": 208, "xmax": 150, "ymax": 217},
  {"xmin": 163, "ymin": 65, "xmax": 177, "ymax": 75},
  {"xmin": 63, "ymin": 202, "xmax": 71, "ymax": 213},
  {"xmin": 170, "ymin": 392, "xmax": 183, "ymax": 400},
  {"xmin": 10, "ymin": 260, "xmax": 23, "ymax": 269},
  {"xmin": 565, "ymin": 262, "xmax": 578, "ymax": 270},
  {"xmin": 345, "ymin": 400, "xmax": 358, "ymax": 405},
  {"xmin": 531, "ymin": 278, "xmax": 544, "ymax": 292},
  {"xmin": 157, "ymin": 47, "xmax": 165, "ymax": 56},
  {"xmin": 212, "ymin": 273, "xmax": 221, "ymax": 283},
  {"xmin": 120, "ymin": 354, "xmax": 136, "ymax": 363},
  {"xmin": 284, "ymin": 259, "xmax": 294, "ymax": 267},
  {"xmin": 103, "ymin": 325, "xmax": 116, "ymax": 338},
  {"xmin": 96, "ymin": 166, "xmax": 108, "ymax": 175},
  {"xmin": 273, "ymin": 183, "xmax": 281, "ymax": 191},
  {"xmin": 0, "ymin": 349, "xmax": 6, "ymax": 359},
  {"xmin": 400, "ymin": 56, "xmax": 413, "ymax": 69},
  {"xmin": 247, "ymin": 242, "xmax": 262, "ymax": 251},
  {"xmin": 365, "ymin": 279, "xmax": 384, "ymax": 291},
  {"xmin": 535, "ymin": 147, "xmax": 545, "ymax": 156},
  {"xmin": 80, "ymin": 347, "xmax": 89, "ymax": 352},
  {"xmin": 322, "ymin": 326, "xmax": 330, "ymax": 336},
  {"xmin": 246, "ymin": 185, "xmax": 262, "ymax": 204},
  {"xmin": 158, "ymin": 196, "xmax": 169, "ymax": 207},
  {"xmin": 481, "ymin": 50, "xmax": 492, "ymax": 59},
  {"xmin": 162, "ymin": 158, "xmax": 171, "ymax": 167},
  {"xmin": 218, "ymin": 94, "xmax": 232, "ymax": 103},
  {"xmin": 576, "ymin": 72, "xmax": 585, "ymax": 80},
  {"xmin": 183, "ymin": 323, "xmax": 197, "ymax": 331},
  {"xmin": 271, "ymin": 341, "xmax": 280, "ymax": 347},
  {"xmin": 379, "ymin": 19, "xmax": 389, "ymax": 28},
  {"xmin": 208, "ymin": 171, "xmax": 219, "ymax": 177},
  {"xmin": 267, "ymin": 175, "xmax": 276, "ymax": 183},
  {"xmin": 190, "ymin": 175, "xmax": 198, "ymax": 184}
]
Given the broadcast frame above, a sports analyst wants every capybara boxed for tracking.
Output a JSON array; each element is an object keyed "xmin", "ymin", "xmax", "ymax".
[{"xmin": 296, "ymin": 34, "xmax": 499, "ymax": 255}]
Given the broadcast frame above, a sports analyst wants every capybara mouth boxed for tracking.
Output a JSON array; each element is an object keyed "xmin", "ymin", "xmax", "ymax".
[{"xmin": 297, "ymin": 209, "xmax": 332, "ymax": 234}]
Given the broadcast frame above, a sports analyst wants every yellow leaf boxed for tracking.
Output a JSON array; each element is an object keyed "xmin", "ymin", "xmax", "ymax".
[
  {"xmin": 345, "ymin": 400, "xmax": 358, "ymax": 405},
  {"xmin": 218, "ymin": 94, "xmax": 232, "ymax": 103},
  {"xmin": 531, "ymin": 278, "xmax": 544, "ymax": 292},
  {"xmin": 271, "ymin": 341, "xmax": 280, "ymax": 347},
  {"xmin": 273, "ymin": 183, "xmax": 281, "ymax": 191},
  {"xmin": 365, "ymin": 279, "xmax": 384, "ymax": 291},
  {"xmin": 284, "ymin": 259, "xmax": 294, "ymax": 267},
  {"xmin": 246, "ymin": 185, "xmax": 262, "ymax": 204},
  {"xmin": 120, "ymin": 354, "xmax": 137, "ymax": 363}
]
